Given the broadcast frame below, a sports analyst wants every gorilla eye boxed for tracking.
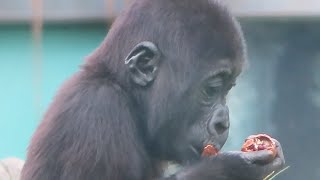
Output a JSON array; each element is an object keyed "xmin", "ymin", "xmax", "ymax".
[
  {"xmin": 204, "ymin": 86, "xmax": 220, "ymax": 97},
  {"xmin": 203, "ymin": 78, "xmax": 223, "ymax": 97}
]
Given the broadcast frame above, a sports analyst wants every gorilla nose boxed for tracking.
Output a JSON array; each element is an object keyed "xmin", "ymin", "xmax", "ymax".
[{"xmin": 208, "ymin": 105, "xmax": 230, "ymax": 135}]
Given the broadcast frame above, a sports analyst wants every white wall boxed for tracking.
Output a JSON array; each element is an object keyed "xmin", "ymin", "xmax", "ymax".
[
  {"xmin": 0, "ymin": 0, "xmax": 320, "ymax": 23},
  {"xmin": 225, "ymin": 0, "xmax": 320, "ymax": 17}
]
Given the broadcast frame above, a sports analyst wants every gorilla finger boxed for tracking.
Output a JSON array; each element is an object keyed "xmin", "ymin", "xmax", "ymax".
[
  {"xmin": 271, "ymin": 138, "xmax": 282, "ymax": 149},
  {"xmin": 266, "ymin": 157, "xmax": 286, "ymax": 173},
  {"xmin": 218, "ymin": 151, "xmax": 242, "ymax": 157},
  {"xmin": 243, "ymin": 150, "xmax": 274, "ymax": 165},
  {"xmin": 271, "ymin": 138, "xmax": 285, "ymax": 163}
]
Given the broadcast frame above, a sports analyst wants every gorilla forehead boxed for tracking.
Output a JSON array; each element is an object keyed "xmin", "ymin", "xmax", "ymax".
[{"xmin": 108, "ymin": 0, "xmax": 246, "ymax": 59}]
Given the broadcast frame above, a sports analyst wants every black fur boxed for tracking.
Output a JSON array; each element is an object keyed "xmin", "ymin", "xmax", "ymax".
[{"xmin": 21, "ymin": 0, "xmax": 284, "ymax": 180}]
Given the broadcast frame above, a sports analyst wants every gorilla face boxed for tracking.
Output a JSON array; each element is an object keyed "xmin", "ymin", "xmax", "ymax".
[{"xmin": 125, "ymin": 41, "xmax": 244, "ymax": 164}]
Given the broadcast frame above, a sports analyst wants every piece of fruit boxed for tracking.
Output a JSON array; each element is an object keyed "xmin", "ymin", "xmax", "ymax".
[
  {"xmin": 201, "ymin": 144, "xmax": 218, "ymax": 157},
  {"xmin": 241, "ymin": 134, "xmax": 277, "ymax": 158}
]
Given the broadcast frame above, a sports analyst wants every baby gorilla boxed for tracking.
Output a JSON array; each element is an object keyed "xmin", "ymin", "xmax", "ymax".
[{"xmin": 21, "ymin": 0, "xmax": 285, "ymax": 179}]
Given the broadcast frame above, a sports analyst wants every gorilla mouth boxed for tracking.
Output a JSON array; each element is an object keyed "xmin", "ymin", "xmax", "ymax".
[
  {"xmin": 201, "ymin": 144, "xmax": 219, "ymax": 157},
  {"xmin": 190, "ymin": 144, "xmax": 220, "ymax": 157}
]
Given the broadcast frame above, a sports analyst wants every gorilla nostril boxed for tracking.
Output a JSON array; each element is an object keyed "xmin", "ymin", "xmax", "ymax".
[
  {"xmin": 214, "ymin": 121, "xmax": 229, "ymax": 135},
  {"xmin": 208, "ymin": 105, "xmax": 230, "ymax": 135}
]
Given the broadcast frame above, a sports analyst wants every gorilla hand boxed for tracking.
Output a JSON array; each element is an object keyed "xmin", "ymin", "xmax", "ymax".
[{"xmin": 174, "ymin": 141, "xmax": 285, "ymax": 180}]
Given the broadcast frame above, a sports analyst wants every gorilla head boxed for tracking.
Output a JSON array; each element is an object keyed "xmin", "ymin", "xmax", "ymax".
[{"xmin": 107, "ymin": 0, "xmax": 246, "ymax": 163}]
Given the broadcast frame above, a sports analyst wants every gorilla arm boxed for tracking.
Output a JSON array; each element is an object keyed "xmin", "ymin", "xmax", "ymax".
[{"xmin": 21, "ymin": 76, "xmax": 151, "ymax": 180}]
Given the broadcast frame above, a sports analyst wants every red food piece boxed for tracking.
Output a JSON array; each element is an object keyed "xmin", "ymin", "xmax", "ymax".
[
  {"xmin": 201, "ymin": 144, "xmax": 218, "ymax": 157},
  {"xmin": 241, "ymin": 134, "xmax": 277, "ymax": 158}
]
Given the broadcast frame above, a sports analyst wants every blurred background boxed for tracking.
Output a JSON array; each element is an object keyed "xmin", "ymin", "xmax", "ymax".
[{"xmin": 0, "ymin": 0, "xmax": 319, "ymax": 179}]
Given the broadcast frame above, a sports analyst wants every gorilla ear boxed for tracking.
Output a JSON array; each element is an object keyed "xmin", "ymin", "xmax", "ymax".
[{"xmin": 125, "ymin": 41, "xmax": 161, "ymax": 86}]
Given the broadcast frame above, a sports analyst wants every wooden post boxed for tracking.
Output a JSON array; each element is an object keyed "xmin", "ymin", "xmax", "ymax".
[
  {"xmin": 105, "ymin": 0, "xmax": 115, "ymax": 18},
  {"xmin": 31, "ymin": 0, "xmax": 43, "ymax": 117},
  {"xmin": 124, "ymin": 0, "xmax": 130, "ymax": 8}
]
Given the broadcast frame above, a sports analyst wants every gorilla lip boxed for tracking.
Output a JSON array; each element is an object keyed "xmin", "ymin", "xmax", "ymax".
[{"xmin": 190, "ymin": 145, "xmax": 202, "ymax": 156}]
